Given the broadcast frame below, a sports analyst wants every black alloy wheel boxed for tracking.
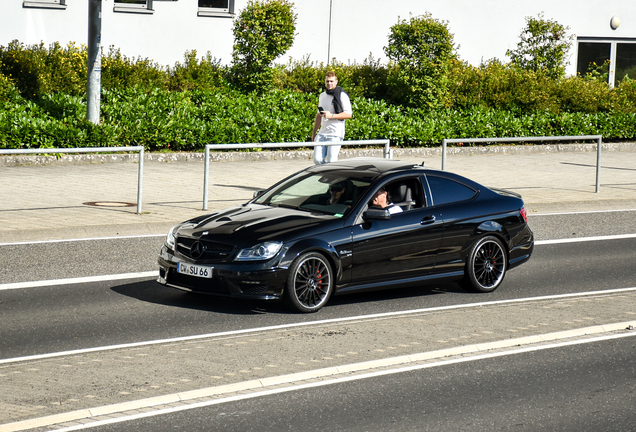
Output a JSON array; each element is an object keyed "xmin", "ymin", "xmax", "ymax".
[
  {"xmin": 461, "ymin": 236, "xmax": 507, "ymax": 293},
  {"xmin": 284, "ymin": 252, "xmax": 334, "ymax": 313}
]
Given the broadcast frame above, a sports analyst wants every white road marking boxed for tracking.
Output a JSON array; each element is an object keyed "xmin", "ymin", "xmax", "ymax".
[
  {"xmin": 0, "ymin": 272, "xmax": 157, "ymax": 291},
  {"xmin": 535, "ymin": 233, "xmax": 636, "ymax": 245},
  {"xmin": 34, "ymin": 330, "xmax": 636, "ymax": 432},
  {"xmin": 1, "ymin": 286, "xmax": 635, "ymax": 366},
  {"xmin": 0, "ymin": 234, "xmax": 165, "ymax": 247},
  {"xmin": 529, "ymin": 208, "xmax": 636, "ymax": 216}
]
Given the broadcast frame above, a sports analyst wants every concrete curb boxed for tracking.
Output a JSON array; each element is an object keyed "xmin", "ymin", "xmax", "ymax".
[
  {"xmin": 1, "ymin": 142, "xmax": 635, "ymax": 166},
  {"xmin": 2, "ymin": 321, "xmax": 634, "ymax": 432}
]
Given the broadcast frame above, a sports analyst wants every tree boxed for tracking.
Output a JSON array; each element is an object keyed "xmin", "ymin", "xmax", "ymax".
[
  {"xmin": 506, "ymin": 13, "xmax": 573, "ymax": 80},
  {"xmin": 384, "ymin": 13, "xmax": 457, "ymax": 109},
  {"xmin": 231, "ymin": 0, "xmax": 297, "ymax": 93}
]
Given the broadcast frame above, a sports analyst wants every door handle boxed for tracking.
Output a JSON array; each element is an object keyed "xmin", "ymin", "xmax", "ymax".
[{"xmin": 421, "ymin": 215, "xmax": 436, "ymax": 225}]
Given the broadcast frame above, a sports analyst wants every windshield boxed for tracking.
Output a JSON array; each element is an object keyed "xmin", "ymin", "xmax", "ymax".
[{"xmin": 253, "ymin": 171, "xmax": 373, "ymax": 217}]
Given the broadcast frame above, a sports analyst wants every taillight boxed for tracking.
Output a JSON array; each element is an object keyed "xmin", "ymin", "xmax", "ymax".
[{"xmin": 520, "ymin": 207, "xmax": 528, "ymax": 223}]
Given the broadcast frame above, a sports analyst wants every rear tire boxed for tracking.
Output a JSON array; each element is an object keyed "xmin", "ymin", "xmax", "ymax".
[
  {"xmin": 284, "ymin": 252, "xmax": 333, "ymax": 313},
  {"xmin": 461, "ymin": 236, "xmax": 507, "ymax": 293}
]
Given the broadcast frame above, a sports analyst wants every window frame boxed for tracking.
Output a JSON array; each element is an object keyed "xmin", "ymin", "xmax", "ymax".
[
  {"xmin": 23, "ymin": 0, "xmax": 66, "ymax": 9},
  {"xmin": 577, "ymin": 37, "xmax": 636, "ymax": 87},
  {"xmin": 113, "ymin": 0, "xmax": 154, "ymax": 14},
  {"xmin": 198, "ymin": 0, "xmax": 235, "ymax": 18}
]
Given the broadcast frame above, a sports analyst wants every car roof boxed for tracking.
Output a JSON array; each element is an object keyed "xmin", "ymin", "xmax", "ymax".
[
  {"xmin": 306, "ymin": 157, "xmax": 487, "ymax": 192},
  {"xmin": 307, "ymin": 157, "xmax": 424, "ymax": 176}
]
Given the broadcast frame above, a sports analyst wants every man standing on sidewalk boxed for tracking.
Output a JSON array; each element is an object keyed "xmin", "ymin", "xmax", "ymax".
[{"xmin": 311, "ymin": 71, "xmax": 353, "ymax": 164}]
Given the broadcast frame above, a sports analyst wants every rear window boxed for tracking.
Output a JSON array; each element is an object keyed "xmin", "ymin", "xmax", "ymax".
[{"xmin": 426, "ymin": 175, "xmax": 477, "ymax": 206}]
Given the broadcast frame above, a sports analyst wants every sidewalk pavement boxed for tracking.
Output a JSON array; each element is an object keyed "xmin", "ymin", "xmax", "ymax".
[{"xmin": 1, "ymin": 144, "xmax": 636, "ymax": 243}]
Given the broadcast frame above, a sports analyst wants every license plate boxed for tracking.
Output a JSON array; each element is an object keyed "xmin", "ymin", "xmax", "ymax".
[{"xmin": 177, "ymin": 262, "xmax": 213, "ymax": 278}]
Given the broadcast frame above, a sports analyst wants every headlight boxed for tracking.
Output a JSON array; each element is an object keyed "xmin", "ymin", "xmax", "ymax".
[
  {"xmin": 235, "ymin": 241, "xmax": 283, "ymax": 261},
  {"xmin": 166, "ymin": 226, "xmax": 177, "ymax": 250}
]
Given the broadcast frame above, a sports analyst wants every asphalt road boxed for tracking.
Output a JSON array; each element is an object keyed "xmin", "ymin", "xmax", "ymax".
[
  {"xmin": 1, "ymin": 212, "xmax": 635, "ymax": 360},
  {"xmin": 0, "ymin": 210, "xmax": 634, "ymax": 431},
  {"xmin": 0, "ymin": 235, "xmax": 634, "ymax": 359},
  {"xmin": 89, "ymin": 335, "xmax": 636, "ymax": 432}
]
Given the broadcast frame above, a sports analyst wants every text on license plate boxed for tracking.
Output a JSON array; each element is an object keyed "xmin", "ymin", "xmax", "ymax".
[{"xmin": 177, "ymin": 262, "xmax": 213, "ymax": 278}]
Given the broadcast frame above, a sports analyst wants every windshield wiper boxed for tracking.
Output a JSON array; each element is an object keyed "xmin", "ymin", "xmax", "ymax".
[{"xmin": 271, "ymin": 203, "xmax": 300, "ymax": 210}]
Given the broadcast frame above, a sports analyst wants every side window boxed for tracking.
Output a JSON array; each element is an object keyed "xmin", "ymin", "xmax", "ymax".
[
  {"xmin": 198, "ymin": 0, "xmax": 235, "ymax": 17},
  {"xmin": 425, "ymin": 175, "xmax": 476, "ymax": 206},
  {"xmin": 368, "ymin": 178, "xmax": 422, "ymax": 213},
  {"xmin": 23, "ymin": 0, "xmax": 66, "ymax": 9}
]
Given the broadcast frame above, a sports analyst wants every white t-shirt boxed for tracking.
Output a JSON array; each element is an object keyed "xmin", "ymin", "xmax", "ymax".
[
  {"xmin": 388, "ymin": 205, "xmax": 403, "ymax": 214},
  {"xmin": 317, "ymin": 91, "xmax": 352, "ymax": 139}
]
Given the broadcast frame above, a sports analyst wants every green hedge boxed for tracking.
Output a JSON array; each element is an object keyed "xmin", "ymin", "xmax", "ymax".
[
  {"xmin": 2, "ymin": 87, "xmax": 636, "ymax": 150},
  {"xmin": 2, "ymin": 41, "xmax": 636, "ymax": 150}
]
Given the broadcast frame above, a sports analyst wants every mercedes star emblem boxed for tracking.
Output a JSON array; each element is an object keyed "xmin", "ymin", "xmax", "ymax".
[{"xmin": 190, "ymin": 241, "xmax": 205, "ymax": 259}]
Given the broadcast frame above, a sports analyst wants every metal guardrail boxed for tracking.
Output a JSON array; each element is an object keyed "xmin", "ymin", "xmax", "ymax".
[
  {"xmin": 0, "ymin": 147, "xmax": 145, "ymax": 213},
  {"xmin": 441, "ymin": 135, "xmax": 604, "ymax": 193},
  {"xmin": 202, "ymin": 139, "xmax": 391, "ymax": 210}
]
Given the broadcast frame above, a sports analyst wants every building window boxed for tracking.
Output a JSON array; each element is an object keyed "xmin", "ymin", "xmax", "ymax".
[
  {"xmin": 616, "ymin": 43, "xmax": 636, "ymax": 82},
  {"xmin": 198, "ymin": 0, "xmax": 234, "ymax": 18},
  {"xmin": 23, "ymin": 0, "xmax": 66, "ymax": 9},
  {"xmin": 114, "ymin": 0, "xmax": 154, "ymax": 14},
  {"xmin": 577, "ymin": 38, "xmax": 636, "ymax": 87}
]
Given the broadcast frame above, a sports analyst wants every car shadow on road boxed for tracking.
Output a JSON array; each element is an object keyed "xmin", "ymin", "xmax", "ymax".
[
  {"xmin": 110, "ymin": 280, "xmax": 289, "ymax": 315},
  {"xmin": 328, "ymin": 282, "xmax": 467, "ymax": 308},
  {"xmin": 111, "ymin": 279, "xmax": 470, "ymax": 315}
]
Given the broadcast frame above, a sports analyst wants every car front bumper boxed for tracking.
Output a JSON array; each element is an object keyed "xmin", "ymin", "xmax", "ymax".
[{"xmin": 157, "ymin": 246, "xmax": 288, "ymax": 300}]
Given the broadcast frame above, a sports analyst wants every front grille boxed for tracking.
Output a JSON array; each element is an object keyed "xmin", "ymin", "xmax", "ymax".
[
  {"xmin": 176, "ymin": 236, "xmax": 235, "ymax": 262},
  {"xmin": 167, "ymin": 269, "xmax": 231, "ymax": 294}
]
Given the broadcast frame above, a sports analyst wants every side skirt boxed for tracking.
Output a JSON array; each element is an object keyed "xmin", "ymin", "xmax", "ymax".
[{"xmin": 335, "ymin": 271, "xmax": 465, "ymax": 295}]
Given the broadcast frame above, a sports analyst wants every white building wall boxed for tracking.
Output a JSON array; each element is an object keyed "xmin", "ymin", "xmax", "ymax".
[{"xmin": 2, "ymin": 1, "xmax": 635, "ymax": 77}]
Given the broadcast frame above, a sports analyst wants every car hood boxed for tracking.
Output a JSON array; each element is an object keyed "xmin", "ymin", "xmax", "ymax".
[{"xmin": 175, "ymin": 204, "xmax": 343, "ymax": 246}]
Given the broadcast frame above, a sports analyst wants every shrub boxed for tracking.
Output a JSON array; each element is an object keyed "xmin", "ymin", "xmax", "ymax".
[
  {"xmin": 506, "ymin": 13, "xmax": 574, "ymax": 79},
  {"xmin": 168, "ymin": 50, "xmax": 228, "ymax": 92},
  {"xmin": 614, "ymin": 77, "xmax": 636, "ymax": 110},
  {"xmin": 384, "ymin": 13, "xmax": 457, "ymax": 109},
  {"xmin": 0, "ymin": 72, "xmax": 22, "ymax": 105},
  {"xmin": 0, "ymin": 40, "xmax": 47, "ymax": 99},
  {"xmin": 447, "ymin": 59, "xmax": 559, "ymax": 113},
  {"xmin": 555, "ymin": 76, "xmax": 618, "ymax": 113},
  {"xmin": 231, "ymin": 0, "xmax": 297, "ymax": 93},
  {"xmin": 272, "ymin": 54, "xmax": 389, "ymax": 100},
  {"xmin": 42, "ymin": 41, "xmax": 87, "ymax": 96},
  {"xmin": 101, "ymin": 46, "xmax": 169, "ymax": 91},
  {"xmin": 0, "ymin": 40, "xmax": 87, "ymax": 99}
]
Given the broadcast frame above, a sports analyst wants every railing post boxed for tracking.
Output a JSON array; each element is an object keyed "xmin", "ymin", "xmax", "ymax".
[
  {"xmin": 136, "ymin": 147, "xmax": 144, "ymax": 214},
  {"xmin": 441, "ymin": 139, "xmax": 447, "ymax": 171},
  {"xmin": 203, "ymin": 145, "xmax": 210, "ymax": 211},
  {"xmin": 596, "ymin": 136, "xmax": 602, "ymax": 193}
]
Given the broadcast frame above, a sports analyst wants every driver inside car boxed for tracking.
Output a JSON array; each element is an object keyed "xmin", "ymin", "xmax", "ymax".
[{"xmin": 370, "ymin": 186, "xmax": 403, "ymax": 214}]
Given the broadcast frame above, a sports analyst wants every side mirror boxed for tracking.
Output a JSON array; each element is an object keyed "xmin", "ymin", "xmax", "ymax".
[
  {"xmin": 362, "ymin": 208, "xmax": 391, "ymax": 221},
  {"xmin": 253, "ymin": 190, "xmax": 265, "ymax": 199}
]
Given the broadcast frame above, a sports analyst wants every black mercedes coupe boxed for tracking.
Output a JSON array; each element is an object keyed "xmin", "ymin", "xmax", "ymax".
[{"xmin": 157, "ymin": 158, "xmax": 534, "ymax": 312}]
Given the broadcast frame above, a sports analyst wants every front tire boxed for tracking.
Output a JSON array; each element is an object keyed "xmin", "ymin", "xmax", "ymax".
[
  {"xmin": 284, "ymin": 252, "xmax": 333, "ymax": 313},
  {"xmin": 461, "ymin": 236, "xmax": 507, "ymax": 293}
]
